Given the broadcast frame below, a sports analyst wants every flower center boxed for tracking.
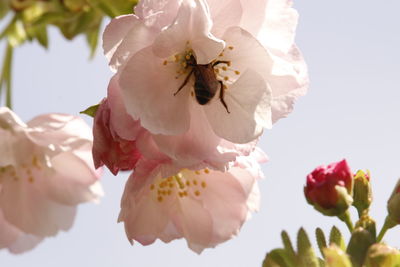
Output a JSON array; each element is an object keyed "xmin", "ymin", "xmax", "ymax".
[
  {"xmin": 149, "ymin": 168, "xmax": 212, "ymax": 203},
  {"xmin": 0, "ymin": 155, "xmax": 42, "ymax": 184}
]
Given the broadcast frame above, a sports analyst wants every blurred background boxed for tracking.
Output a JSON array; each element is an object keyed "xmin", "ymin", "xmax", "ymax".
[{"xmin": 1, "ymin": 0, "xmax": 400, "ymax": 266}]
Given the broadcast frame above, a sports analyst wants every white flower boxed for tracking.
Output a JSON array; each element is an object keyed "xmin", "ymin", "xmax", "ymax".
[{"xmin": 0, "ymin": 107, "xmax": 103, "ymax": 253}]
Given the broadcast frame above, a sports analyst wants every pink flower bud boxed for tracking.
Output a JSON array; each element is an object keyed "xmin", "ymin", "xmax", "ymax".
[
  {"xmin": 304, "ymin": 159, "xmax": 353, "ymax": 216},
  {"xmin": 92, "ymin": 98, "xmax": 141, "ymax": 175}
]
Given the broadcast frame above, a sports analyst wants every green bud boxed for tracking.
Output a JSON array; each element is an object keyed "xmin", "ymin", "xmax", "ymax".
[
  {"xmin": 387, "ymin": 179, "xmax": 400, "ymax": 224},
  {"xmin": 346, "ymin": 227, "xmax": 375, "ymax": 267},
  {"xmin": 323, "ymin": 245, "xmax": 352, "ymax": 267},
  {"xmin": 353, "ymin": 170, "xmax": 372, "ymax": 216},
  {"xmin": 355, "ymin": 214, "xmax": 376, "ymax": 242},
  {"xmin": 365, "ymin": 243, "xmax": 400, "ymax": 267}
]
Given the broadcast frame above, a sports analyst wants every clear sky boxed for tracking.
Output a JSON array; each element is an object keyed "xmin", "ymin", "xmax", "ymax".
[{"xmin": 2, "ymin": 0, "xmax": 400, "ymax": 266}]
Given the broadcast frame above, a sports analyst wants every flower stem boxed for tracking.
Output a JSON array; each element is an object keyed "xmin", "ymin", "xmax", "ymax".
[
  {"xmin": 338, "ymin": 211, "xmax": 354, "ymax": 233},
  {"xmin": 0, "ymin": 43, "xmax": 13, "ymax": 109},
  {"xmin": 377, "ymin": 216, "xmax": 397, "ymax": 242}
]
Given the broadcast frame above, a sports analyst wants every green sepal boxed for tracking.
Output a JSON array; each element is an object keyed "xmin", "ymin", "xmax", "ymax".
[
  {"xmin": 281, "ymin": 231, "xmax": 296, "ymax": 263},
  {"xmin": 365, "ymin": 243, "xmax": 400, "ymax": 267},
  {"xmin": 297, "ymin": 228, "xmax": 320, "ymax": 267},
  {"xmin": 0, "ymin": 0, "xmax": 10, "ymax": 20},
  {"xmin": 85, "ymin": 22, "xmax": 101, "ymax": 58},
  {"xmin": 263, "ymin": 249, "xmax": 293, "ymax": 267},
  {"xmin": 329, "ymin": 226, "xmax": 346, "ymax": 251},
  {"xmin": 346, "ymin": 227, "xmax": 375, "ymax": 267},
  {"xmin": 80, "ymin": 104, "xmax": 99, "ymax": 118},
  {"xmin": 315, "ymin": 228, "xmax": 327, "ymax": 258}
]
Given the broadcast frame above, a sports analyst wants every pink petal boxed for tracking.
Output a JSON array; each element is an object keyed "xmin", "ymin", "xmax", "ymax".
[
  {"xmin": 207, "ymin": 0, "xmax": 243, "ymax": 38},
  {"xmin": 204, "ymin": 69, "xmax": 272, "ymax": 143},
  {"xmin": 119, "ymin": 46, "xmax": 192, "ymax": 135}
]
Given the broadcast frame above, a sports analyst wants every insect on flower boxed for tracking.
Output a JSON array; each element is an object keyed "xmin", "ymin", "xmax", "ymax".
[{"xmin": 174, "ymin": 54, "xmax": 231, "ymax": 113}]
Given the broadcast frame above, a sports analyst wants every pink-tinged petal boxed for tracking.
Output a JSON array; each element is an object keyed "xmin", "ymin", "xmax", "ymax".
[
  {"xmin": 207, "ymin": 0, "xmax": 243, "ymax": 38},
  {"xmin": 238, "ymin": 0, "xmax": 268, "ymax": 36},
  {"xmin": 0, "ymin": 209, "xmax": 20, "ymax": 249},
  {"xmin": 102, "ymin": 14, "xmax": 138, "ymax": 70},
  {"xmin": 109, "ymin": 19, "xmax": 159, "ymax": 72},
  {"xmin": 151, "ymin": 104, "xmax": 236, "ymax": 170},
  {"xmin": 183, "ymin": 169, "xmax": 249, "ymax": 250},
  {"xmin": 204, "ymin": 69, "xmax": 272, "ymax": 143},
  {"xmin": 134, "ymin": 0, "xmax": 180, "ymax": 29},
  {"xmin": 153, "ymin": 0, "xmax": 224, "ymax": 64},
  {"xmin": 219, "ymin": 26, "xmax": 273, "ymax": 82},
  {"xmin": 27, "ymin": 114, "xmax": 92, "ymax": 146},
  {"xmin": 107, "ymin": 75, "xmax": 142, "ymax": 140},
  {"xmin": 44, "ymin": 150, "xmax": 102, "ymax": 205},
  {"xmin": 268, "ymin": 45, "xmax": 309, "ymax": 123},
  {"xmin": 119, "ymin": 46, "xmax": 192, "ymax": 135},
  {"xmin": 172, "ymin": 196, "xmax": 213, "ymax": 253},
  {"xmin": 258, "ymin": 0, "xmax": 299, "ymax": 53},
  {"xmin": 7, "ymin": 234, "xmax": 43, "ymax": 254},
  {"xmin": 0, "ymin": 173, "xmax": 77, "ymax": 236}
]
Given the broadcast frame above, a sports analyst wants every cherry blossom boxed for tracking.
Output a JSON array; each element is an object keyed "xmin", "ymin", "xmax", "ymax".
[
  {"xmin": 118, "ymin": 148, "xmax": 267, "ymax": 253},
  {"xmin": 0, "ymin": 107, "xmax": 103, "ymax": 253},
  {"xmin": 93, "ymin": 75, "xmax": 259, "ymax": 175},
  {"xmin": 103, "ymin": 0, "xmax": 308, "ymax": 144}
]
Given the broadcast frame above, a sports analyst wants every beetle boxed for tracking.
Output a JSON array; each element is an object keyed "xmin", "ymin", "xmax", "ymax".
[{"xmin": 174, "ymin": 55, "xmax": 230, "ymax": 113}]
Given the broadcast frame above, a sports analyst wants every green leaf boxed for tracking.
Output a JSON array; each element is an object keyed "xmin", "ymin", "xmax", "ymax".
[
  {"xmin": 34, "ymin": 25, "xmax": 48, "ymax": 48},
  {"xmin": 329, "ymin": 226, "xmax": 346, "ymax": 251},
  {"xmin": 297, "ymin": 228, "xmax": 320, "ymax": 267},
  {"xmin": 316, "ymin": 228, "xmax": 327, "ymax": 258},
  {"xmin": 263, "ymin": 249, "xmax": 293, "ymax": 267},
  {"xmin": 281, "ymin": 231, "xmax": 296, "ymax": 263},
  {"xmin": 80, "ymin": 104, "xmax": 99, "ymax": 118}
]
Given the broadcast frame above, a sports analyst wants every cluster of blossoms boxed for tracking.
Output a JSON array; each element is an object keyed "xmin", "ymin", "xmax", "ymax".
[
  {"xmin": 94, "ymin": 0, "xmax": 307, "ymax": 252},
  {"xmin": 0, "ymin": 107, "xmax": 102, "ymax": 253}
]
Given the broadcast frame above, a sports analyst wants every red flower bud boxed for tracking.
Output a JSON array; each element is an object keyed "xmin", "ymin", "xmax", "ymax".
[
  {"xmin": 304, "ymin": 159, "xmax": 353, "ymax": 216},
  {"xmin": 92, "ymin": 98, "xmax": 141, "ymax": 175}
]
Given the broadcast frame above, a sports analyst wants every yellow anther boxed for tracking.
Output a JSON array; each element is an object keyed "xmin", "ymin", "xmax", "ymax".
[
  {"xmin": 150, "ymin": 184, "xmax": 155, "ymax": 190},
  {"xmin": 214, "ymin": 69, "xmax": 220, "ymax": 74},
  {"xmin": 193, "ymin": 179, "xmax": 198, "ymax": 185},
  {"xmin": 191, "ymin": 91, "xmax": 194, "ymax": 97},
  {"xmin": 169, "ymin": 183, "xmax": 174, "ymax": 188},
  {"xmin": 158, "ymin": 196, "xmax": 163, "ymax": 202},
  {"xmin": 163, "ymin": 60, "xmax": 168, "ymax": 65},
  {"xmin": 219, "ymin": 53, "xmax": 224, "ymax": 57},
  {"xmin": 228, "ymin": 46, "xmax": 234, "ymax": 50},
  {"xmin": 235, "ymin": 70, "xmax": 240, "ymax": 75},
  {"xmin": 167, "ymin": 176, "xmax": 173, "ymax": 182},
  {"xmin": 28, "ymin": 177, "xmax": 34, "ymax": 183},
  {"xmin": 183, "ymin": 191, "xmax": 188, "ymax": 196},
  {"xmin": 167, "ymin": 190, "xmax": 172, "ymax": 195},
  {"xmin": 204, "ymin": 169, "xmax": 210, "ymax": 174},
  {"xmin": 201, "ymin": 181, "xmax": 207, "ymax": 188},
  {"xmin": 195, "ymin": 190, "xmax": 201, "ymax": 196},
  {"xmin": 179, "ymin": 192, "xmax": 184, "ymax": 198},
  {"xmin": 224, "ymin": 76, "xmax": 229, "ymax": 81},
  {"xmin": 185, "ymin": 54, "xmax": 191, "ymax": 60},
  {"xmin": 227, "ymin": 61, "xmax": 231, "ymax": 67},
  {"xmin": 195, "ymin": 170, "xmax": 200, "ymax": 175},
  {"xmin": 222, "ymin": 66, "xmax": 227, "ymax": 71},
  {"xmin": 186, "ymin": 181, "xmax": 191, "ymax": 186}
]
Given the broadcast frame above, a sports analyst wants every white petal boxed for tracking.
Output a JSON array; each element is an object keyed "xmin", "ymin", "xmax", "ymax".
[
  {"xmin": 207, "ymin": 0, "xmax": 243, "ymax": 38},
  {"xmin": 238, "ymin": 0, "xmax": 268, "ymax": 36},
  {"xmin": 204, "ymin": 69, "xmax": 272, "ymax": 143},
  {"xmin": 134, "ymin": 0, "xmax": 181, "ymax": 30},
  {"xmin": 102, "ymin": 14, "xmax": 138, "ymax": 70},
  {"xmin": 119, "ymin": 46, "xmax": 192, "ymax": 135}
]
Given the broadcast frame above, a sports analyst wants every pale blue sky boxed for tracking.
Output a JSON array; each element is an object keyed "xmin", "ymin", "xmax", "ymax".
[{"xmin": 2, "ymin": 0, "xmax": 400, "ymax": 266}]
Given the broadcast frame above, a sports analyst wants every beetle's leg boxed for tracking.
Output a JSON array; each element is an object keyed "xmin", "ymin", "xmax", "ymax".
[
  {"xmin": 174, "ymin": 69, "xmax": 194, "ymax": 96},
  {"xmin": 218, "ymin": 81, "xmax": 230, "ymax": 114},
  {"xmin": 213, "ymin": 60, "xmax": 230, "ymax": 67}
]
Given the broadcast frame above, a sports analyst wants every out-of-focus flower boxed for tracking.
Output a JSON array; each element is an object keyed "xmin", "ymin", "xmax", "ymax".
[
  {"xmin": 118, "ymin": 148, "xmax": 266, "ymax": 253},
  {"xmin": 103, "ymin": 0, "xmax": 308, "ymax": 144},
  {"xmin": 324, "ymin": 245, "xmax": 352, "ymax": 267},
  {"xmin": 304, "ymin": 159, "xmax": 353, "ymax": 216},
  {"xmin": 0, "ymin": 107, "xmax": 103, "ymax": 253}
]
